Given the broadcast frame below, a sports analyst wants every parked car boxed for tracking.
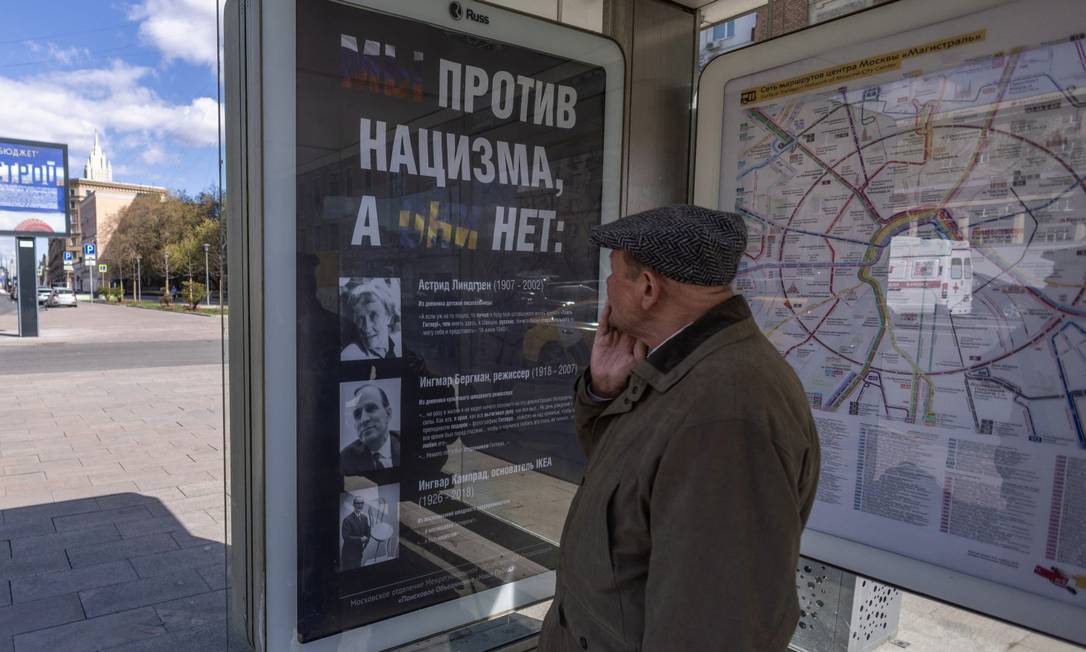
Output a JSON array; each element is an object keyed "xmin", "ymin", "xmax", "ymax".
[
  {"xmin": 36, "ymin": 287, "xmax": 55, "ymax": 307},
  {"xmin": 51, "ymin": 287, "xmax": 77, "ymax": 307}
]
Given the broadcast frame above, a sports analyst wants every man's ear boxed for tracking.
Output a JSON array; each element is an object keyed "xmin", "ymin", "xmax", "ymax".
[{"xmin": 640, "ymin": 269, "xmax": 663, "ymax": 310}]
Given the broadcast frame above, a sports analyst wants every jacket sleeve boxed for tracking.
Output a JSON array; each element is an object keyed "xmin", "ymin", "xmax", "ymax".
[
  {"xmin": 573, "ymin": 368, "xmax": 612, "ymax": 459},
  {"xmin": 642, "ymin": 418, "xmax": 804, "ymax": 652}
]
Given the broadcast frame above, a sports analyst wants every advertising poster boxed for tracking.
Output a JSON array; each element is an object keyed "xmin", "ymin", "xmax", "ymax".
[
  {"xmin": 713, "ymin": 1, "xmax": 1086, "ymax": 639},
  {"xmin": 0, "ymin": 137, "xmax": 68, "ymax": 236},
  {"xmin": 295, "ymin": 0, "xmax": 606, "ymax": 641}
]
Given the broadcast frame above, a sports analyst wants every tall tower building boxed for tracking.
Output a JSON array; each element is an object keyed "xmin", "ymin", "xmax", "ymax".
[
  {"xmin": 46, "ymin": 131, "xmax": 165, "ymax": 290},
  {"xmin": 82, "ymin": 131, "xmax": 113, "ymax": 182}
]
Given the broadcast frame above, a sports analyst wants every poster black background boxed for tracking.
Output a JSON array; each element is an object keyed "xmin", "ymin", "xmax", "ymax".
[{"xmin": 295, "ymin": 0, "xmax": 607, "ymax": 642}]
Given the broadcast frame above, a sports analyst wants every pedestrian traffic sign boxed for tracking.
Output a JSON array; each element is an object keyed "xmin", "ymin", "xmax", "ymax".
[
  {"xmin": 98, "ymin": 264, "xmax": 107, "ymax": 273},
  {"xmin": 63, "ymin": 251, "xmax": 73, "ymax": 262}
]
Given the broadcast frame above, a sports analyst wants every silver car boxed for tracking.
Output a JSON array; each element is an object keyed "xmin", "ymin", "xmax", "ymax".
[{"xmin": 51, "ymin": 287, "xmax": 77, "ymax": 307}]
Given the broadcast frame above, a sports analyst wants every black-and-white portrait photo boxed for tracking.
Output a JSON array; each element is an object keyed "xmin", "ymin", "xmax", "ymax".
[
  {"xmin": 340, "ymin": 277, "xmax": 402, "ymax": 361},
  {"xmin": 338, "ymin": 484, "xmax": 400, "ymax": 571},
  {"xmin": 340, "ymin": 378, "xmax": 401, "ymax": 475}
]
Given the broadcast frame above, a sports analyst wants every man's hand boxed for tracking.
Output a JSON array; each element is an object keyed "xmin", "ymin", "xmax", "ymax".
[{"xmin": 590, "ymin": 303, "xmax": 648, "ymax": 398}]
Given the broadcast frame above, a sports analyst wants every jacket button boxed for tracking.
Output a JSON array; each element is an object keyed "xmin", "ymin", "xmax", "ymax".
[{"xmin": 579, "ymin": 636, "xmax": 588, "ymax": 649}]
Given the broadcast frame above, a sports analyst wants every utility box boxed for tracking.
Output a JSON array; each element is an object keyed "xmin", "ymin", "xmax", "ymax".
[{"xmin": 791, "ymin": 557, "xmax": 901, "ymax": 652}]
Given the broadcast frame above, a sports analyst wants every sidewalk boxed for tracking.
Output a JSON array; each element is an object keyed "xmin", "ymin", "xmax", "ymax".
[{"xmin": 0, "ymin": 304, "xmax": 233, "ymax": 651}]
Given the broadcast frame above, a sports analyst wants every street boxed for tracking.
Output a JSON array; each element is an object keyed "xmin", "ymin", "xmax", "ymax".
[
  {"xmin": 0, "ymin": 301, "xmax": 222, "ymax": 374},
  {"xmin": 0, "ymin": 301, "xmax": 234, "ymax": 651}
]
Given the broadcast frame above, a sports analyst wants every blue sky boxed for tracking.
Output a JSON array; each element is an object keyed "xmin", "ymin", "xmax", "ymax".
[
  {"xmin": 1, "ymin": 0, "xmax": 220, "ymax": 272},
  {"xmin": 0, "ymin": 0, "xmax": 220, "ymax": 196}
]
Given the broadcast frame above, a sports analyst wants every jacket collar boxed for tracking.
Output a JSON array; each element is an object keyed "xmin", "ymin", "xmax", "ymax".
[
  {"xmin": 636, "ymin": 295, "xmax": 755, "ymax": 392},
  {"xmin": 598, "ymin": 295, "xmax": 755, "ymax": 418}
]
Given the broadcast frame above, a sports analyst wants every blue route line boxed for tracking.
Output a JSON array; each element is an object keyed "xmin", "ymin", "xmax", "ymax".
[{"xmin": 1050, "ymin": 321, "xmax": 1086, "ymax": 449}]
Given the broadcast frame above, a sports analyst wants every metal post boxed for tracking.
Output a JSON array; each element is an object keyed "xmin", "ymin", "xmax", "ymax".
[
  {"xmin": 90, "ymin": 260, "xmax": 95, "ymax": 304},
  {"xmin": 136, "ymin": 255, "xmax": 142, "ymax": 302},
  {"xmin": 165, "ymin": 250, "xmax": 170, "ymax": 303},
  {"xmin": 15, "ymin": 237, "xmax": 38, "ymax": 337},
  {"xmin": 203, "ymin": 242, "xmax": 211, "ymax": 306}
]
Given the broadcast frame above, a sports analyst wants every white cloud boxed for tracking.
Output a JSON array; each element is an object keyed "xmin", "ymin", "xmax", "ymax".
[
  {"xmin": 141, "ymin": 143, "xmax": 168, "ymax": 165},
  {"xmin": 0, "ymin": 60, "xmax": 219, "ymax": 170},
  {"xmin": 28, "ymin": 42, "xmax": 93, "ymax": 65},
  {"xmin": 129, "ymin": 0, "xmax": 220, "ymax": 68}
]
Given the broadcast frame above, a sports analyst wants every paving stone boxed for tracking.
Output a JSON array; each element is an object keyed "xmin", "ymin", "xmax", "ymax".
[
  {"xmin": 0, "ymin": 593, "xmax": 84, "ymax": 638},
  {"xmin": 93, "ymin": 494, "xmax": 158, "ymax": 511},
  {"xmin": 3, "ymin": 498, "xmax": 99, "ymax": 525},
  {"xmin": 101, "ymin": 624, "xmax": 229, "ymax": 652},
  {"xmin": 115, "ymin": 512, "xmax": 214, "ymax": 539},
  {"xmin": 197, "ymin": 565, "xmax": 227, "ymax": 591},
  {"xmin": 88, "ymin": 469, "xmax": 167, "ymax": 488},
  {"xmin": 10, "ymin": 524, "xmax": 120, "ymax": 556},
  {"xmin": 0, "ymin": 549, "xmax": 70, "ymax": 581},
  {"xmin": 176, "ymin": 481, "xmax": 221, "ymax": 498},
  {"xmin": 11, "ymin": 560, "xmax": 136, "ymax": 603},
  {"xmin": 12, "ymin": 606, "xmax": 166, "ymax": 652},
  {"xmin": 170, "ymin": 526, "xmax": 225, "ymax": 549},
  {"xmin": 136, "ymin": 471, "xmax": 215, "ymax": 492},
  {"xmin": 152, "ymin": 588, "xmax": 225, "ymax": 633},
  {"xmin": 0, "ymin": 582, "xmax": 9, "ymax": 608},
  {"xmin": 0, "ymin": 495, "xmax": 55, "ymax": 513},
  {"xmin": 53, "ymin": 505, "xmax": 152, "ymax": 532},
  {"xmin": 79, "ymin": 569, "xmax": 209, "ymax": 618},
  {"xmin": 67, "ymin": 533, "xmax": 178, "ymax": 569},
  {"xmin": 146, "ymin": 493, "xmax": 222, "ymax": 517},
  {"xmin": 52, "ymin": 481, "xmax": 139, "ymax": 503},
  {"xmin": 130, "ymin": 542, "xmax": 225, "ymax": 578}
]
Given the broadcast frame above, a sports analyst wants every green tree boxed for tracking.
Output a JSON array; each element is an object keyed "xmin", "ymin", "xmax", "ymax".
[{"xmin": 105, "ymin": 193, "xmax": 218, "ymax": 298}]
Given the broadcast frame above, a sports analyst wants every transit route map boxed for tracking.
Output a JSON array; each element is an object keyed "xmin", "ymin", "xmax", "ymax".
[{"xmin": 734, "ymin": 35, "xmax": 1086, "ymax": 450}]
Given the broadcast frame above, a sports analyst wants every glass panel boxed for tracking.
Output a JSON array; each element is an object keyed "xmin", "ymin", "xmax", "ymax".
[
  {"xmin": 716, "ymin": 5, "xmax": 1086, "ymax": 643},
  {"xmin": 0, "ymin": 2, "xmax": 231, "ymax": 649},
  {"xmin": 294, "ymin": 0, "xmax": 611, "ymax": 641}
]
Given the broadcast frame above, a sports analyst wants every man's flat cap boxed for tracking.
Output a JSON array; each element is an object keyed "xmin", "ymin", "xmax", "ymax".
[{"xmin": 590, "ymin": 204, "xmax": 747, "ymax": 286}]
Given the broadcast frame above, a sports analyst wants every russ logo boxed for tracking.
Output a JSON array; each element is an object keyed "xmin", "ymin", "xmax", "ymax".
[{"xmin": 450, "ymin": 1, "xmax": 490, "ymax": 24}]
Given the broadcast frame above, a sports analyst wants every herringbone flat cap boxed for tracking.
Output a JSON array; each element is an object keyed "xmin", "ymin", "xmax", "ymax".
[{"xmin": 591, "ymin": 204, "xmax": 747, "ymax": 286}]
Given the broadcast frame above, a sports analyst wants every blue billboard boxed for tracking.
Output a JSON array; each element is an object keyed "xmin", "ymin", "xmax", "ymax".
[{"xmin": 0, "ymin": 137, "xmax": 69, "ymax": 236}]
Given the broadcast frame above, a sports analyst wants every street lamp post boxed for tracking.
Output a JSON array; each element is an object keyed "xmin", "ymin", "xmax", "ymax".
[
  {"xmin": 164, "ymin": 250, "xmax": 170, "ymax": 304},
  {"xmin": 202, "ymin": 243, "xmax": 211, "ymax": 307},
  {"xmin": 136, "ymin": 255, "xmax": 142, "ymax": 303}
]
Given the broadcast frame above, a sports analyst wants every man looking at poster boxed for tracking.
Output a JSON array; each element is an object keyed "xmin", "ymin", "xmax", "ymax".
[
  {"xmin": 540, "ymin": 205, "xmax": 820, "ymax": 651},
  {"xmin": 340, "ymin": 384, "xmax": 401, "ymax": 474},
  {"xmin": 340, "ymin": 496, "xmax": 371, "ymax": 570}
]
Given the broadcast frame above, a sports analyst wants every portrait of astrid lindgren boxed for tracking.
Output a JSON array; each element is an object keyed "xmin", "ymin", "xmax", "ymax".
[{"xmin": 340, "ymin": 277, "xmax": 402, "ymax": 361}]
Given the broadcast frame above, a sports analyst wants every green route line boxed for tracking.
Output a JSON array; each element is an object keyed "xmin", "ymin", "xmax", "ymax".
[{"xmin": 747, "ymin": 109, "xmax": 795, "ymax": 147}]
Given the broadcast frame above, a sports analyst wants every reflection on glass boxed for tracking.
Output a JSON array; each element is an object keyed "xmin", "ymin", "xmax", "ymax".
[{"xmin": 887, "ymin": 236, "xmax": 973, "ymax": 316}]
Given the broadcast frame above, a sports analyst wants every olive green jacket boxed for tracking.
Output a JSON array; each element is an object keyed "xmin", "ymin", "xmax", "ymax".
[{"xmin": 540, "ymin": 296, "xmax": 820, "ymax": 651}]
